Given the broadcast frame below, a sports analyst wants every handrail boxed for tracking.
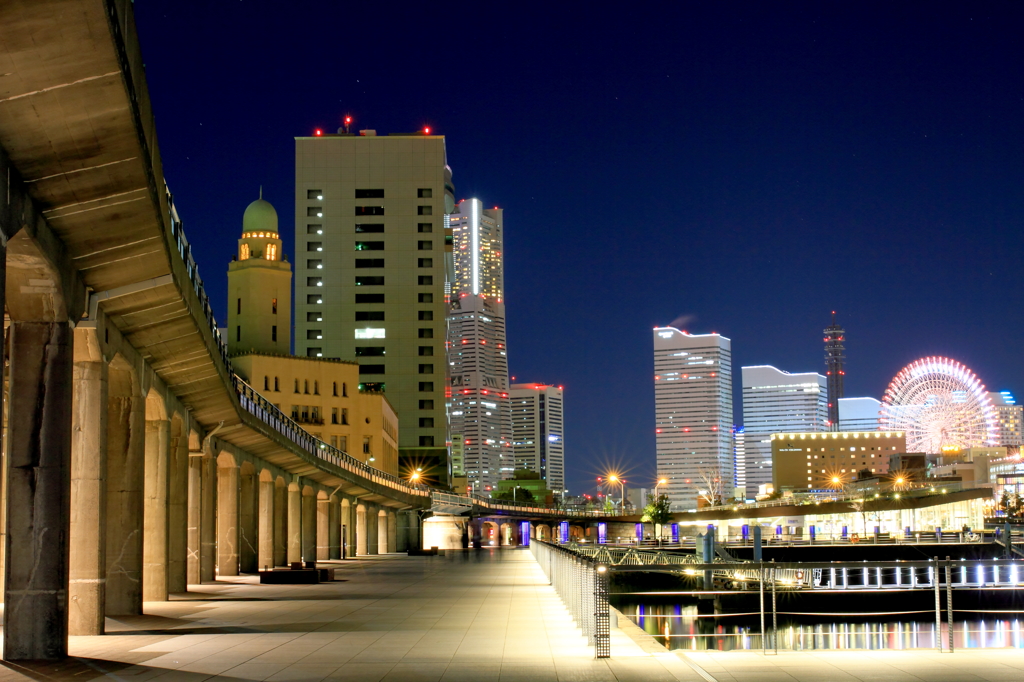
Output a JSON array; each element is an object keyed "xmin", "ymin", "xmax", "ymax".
[{"xmin": 430, "ymin": 491, "xmax": 615, "ymax": 517}]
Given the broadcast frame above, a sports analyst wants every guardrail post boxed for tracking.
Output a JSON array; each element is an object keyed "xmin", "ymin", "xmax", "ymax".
[
  {"xmin": 945, "ymin": 557, "xmax": 954, "ymax": 653},
  {"xmin": 594, "ymin": 564, "xmax": 610, "ymax": 658},
  {"xmin": 759, "ymin": 562, "xmax": 766, "ymax": 654},
  {"xmin": 771, "ymin": 560, "xmax": 778, "ymax": 654},
  {"xmin": 933, "ymin": 558, "xmax": 942, "ymax": 652}
]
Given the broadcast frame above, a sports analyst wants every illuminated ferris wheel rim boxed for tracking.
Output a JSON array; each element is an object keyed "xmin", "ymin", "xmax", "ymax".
[{"xmin": 879, "ymin": 356, "xmax": 998, "ymax": 452}]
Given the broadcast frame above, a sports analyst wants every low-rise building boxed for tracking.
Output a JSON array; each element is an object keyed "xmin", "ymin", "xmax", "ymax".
[{"xmin": 771, "ymin": 430, "xmax": 907, "ymax": 491}]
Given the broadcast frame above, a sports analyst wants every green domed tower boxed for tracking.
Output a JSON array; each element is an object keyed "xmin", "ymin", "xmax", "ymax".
[{"xmin": 227, "ymin": 191, "xmax": 292, "ymax": 355}]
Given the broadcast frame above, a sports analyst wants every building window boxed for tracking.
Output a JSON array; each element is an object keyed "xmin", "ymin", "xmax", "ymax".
[
  {"xmin": 307, "ymin": 294, "xmax": 323, "ymax": 304},
  {"xmin": 239, "ymin": 244, "xmax": 250, "ymax": 260},
  {"xmin": 307, "ymin": 189, "xmax": 322, "ymax": 199},
  {"xmin": 363, "ymin": 436, "xmax": 372, "ymax": 455},
  {"xmin": 359, "ymin": 365, "xmax": 386, "ymax": 375},
  {"xmin": 418, "ymin": 328, "xmax": 433, "ymax": 338},
  {"xmin": 419, "ymin": 399, "xmax": 434, "ymax": 409},
  {"xmin": 418, "ymin": 223, "xmax": 432, "ymax": 233},
  {"xmin": 418, "ymin": 346, "xmax": 433, "ymax": 356},
  {"xmin": 307, "ymin": 242, "xmax": 322, "ymax": 252},
  {"xmin": 418, "ymin": 311, "xmax": 433, "ymax": 321},
  {"xmin": 418, "ymin": 293, "xmax": 433, "ymax": 303},
  {"xmin": 237, "ymin": 298, "xmax": 242, "ymax": 314},
  {"xmin": 419, "ymin": 382, "xmax": 434, "ymax": 392},
  {"xmin": 355, "ymin": 346, "xmax": 385, "ymax": 357},
  {"xmin": 307, "ymin": 330, "xmax": 323, "ymax": 340},
  {"xmin": 419, "ymin": 418, "xmax": 434, "ymax": 428},
  {"xmin": 355, "ymin": 276, "xmax": 384, "ymax": 286},
  {"xmin": 417, "ymin": 206, "xmax": 432, "ymax": 215},
  {"xmin": 417, "ymin": 241, "xmax": 433, "ymax": 250},
  {"xmin": 272, "ymin": 326, "xmax": 277, "ymax": 342},
  {"xmin": 342, "ymin": 408, "xmax": 349, "ymax": 425},
  {"xmin": 355, "ymin": 189, "xmax": 385, "ymax": 198},
  {"xmin": 418, "ymin": 258, "xmax": 433, "ymax": 268},
  {"xmin": 343, "ymin": 382, "xmax": 348, "ymax": 397},
  {"xmin": 306, "ymin": 348, "xmax": 322, "ymax": 357},
  {"xmin": 355, "ymin": 241, "xmax": 384, "ymax": 251},
  {"xmin": 272, "ymin": 298, "xmax": 278, "ymax": 314},
  {"xmin": 307, "ymin": 207, "xmax": 322, "ymax": 217},
  {"xmin": 236, "ymin": 326, "xmax": 241, "ymax": 342},
  {"xmin": 418, "ymin": 276, "xmax": 433, "ymax": 285},
  {"xmin": 307, "ymin": 277, "xmax": 323, "ymax": 287},
  {"xmin": 274, "ymin": 377, "xmax": 280, "ymax": 392},
  {"xmin": 339, "ymin": 435, "xmax": 347, "ymax": 452},
  {"xmin": 355, "ymin": 259, "xmax": 385, "ymax": 268},
  {"xmin": 355, "ymin": 206, "xmax": 384, "ymax": 216},
  {"xmin": 355, "ymin": 293, "xmax": 385, "ymax": 303},
  {"xmin": 419, "ymin": 436, "xmax": 435, "ymax": 447},
  {"xmin": 294, "ymin": 379, "xmax": 300, "ymax": 393},
  {"xmin": 307, "ymin": 259, "xmax": 323, "ymax": 269},
  {"xmin": 355, "ymin": 224, "xmax": 384, "ymax": 234},
  {"xmin": 332, "ymin": 407, "xmax": 339, "ymax": 424},
  {"xmin": 330, "ymin": 435, "xmax": 338, "ymax": 447},
  {"xmin": 304, "ymin": 380, "xmax": 310, "ymax": 394},
  {"xmin": 355, "ymin": 311, "xmax": 385, "ymax": 321},
  {"xmin": 307, "ymin": 312, "xmax": 322, "ymax": 322},
  {"xmin": 266, "ymin": 244, "xmax": 278, "ymax": 261},
  {"xmin": 264, "ymin": 376, "xmax": 269, "ymax": 390},
  {"xmin": 314, "ymin": 380, "xmax": 319, "ymax": 395},
  {"xmin": 418, "ymin": 188, "xmax": 432, "ymax": 198},
  {"xmin": 419, "ymin": 364, "xmax": 434, "ymax": 374},
  {"xmin": 307, "ymin": 224, "xmax": 323, "ymax": 235},
  {"xmin": 332, "ymin": 381, "xmax": 338, "ymax": 397}
]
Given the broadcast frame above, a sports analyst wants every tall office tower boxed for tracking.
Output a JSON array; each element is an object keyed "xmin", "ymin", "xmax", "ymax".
[
  {"xmin": 838, "ymin": 396, "xmax": 882, "ymax": 431},
  {"xmin": 448, "ymin": 199, "xmax": 511, "ymax": 492},
  {"xmin": 295, "ymin": 128, "xmax": 455, "ymax": 484},
  {"xmin": 653, "ymin": 327, "xmax": 734, "ymax": 510},
  {"xmin": 740, "ymin": 365, "xmax": 828, "ymax": 498},
  {"xmin": 824, "ymin": 312, "xmax": 846, "ymax": 428},
  {"xmin": 733, "ymin": 426, "xmax": 746, "ymax": 496},
  {"xmin": 227, "ymin": 194, "xmax": 292, "ymax": 355},
  {"xmin": 990, "ymin": 391, "xmax": 1023, "ymax": 447},
  {"xmin": 509, "ymin": 383, "xmax": 564, "ymax": 497}
]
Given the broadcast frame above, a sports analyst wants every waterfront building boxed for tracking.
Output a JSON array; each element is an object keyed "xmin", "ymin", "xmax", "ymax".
[
  {"xmin": 447, "ymin": 199, "xmax": 512, "ymax": 493},
  {"xmin": 741, "ymin": 365, "xmax": 828, "ymax": 499},
  {"xmin": 294, "ymin": 128, "xmax": 455, "ymax": 483},
  {"xmin": 838, "ymin": 396, "xmax": 882, "ymax": 431},
  {"xmin": 509, "ymin": 383, "xmax": 565, "ymax": 497},
  {"xmin": 989, "ymin": 391, "xmax": 1023, "ymax": 447},
  {"xmin": 770, "ymin": 430, "xmax": 906, "ymax": 492},
  {"xmin": 653, "ymin": 327, "xmax": 734, "ymax": 510},
  {"xmin": 228, "ymin": 194, "xmax": 399, "ymax": 475}
]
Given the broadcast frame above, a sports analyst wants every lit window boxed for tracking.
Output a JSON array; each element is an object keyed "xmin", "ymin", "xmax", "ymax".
[
  {"xmin": 266, "ymin": 243, "xmax": 278, "ymax": 261},
  {"xmin": 239, "ymin": 243, "xmax": 250, "ymax": 260}
]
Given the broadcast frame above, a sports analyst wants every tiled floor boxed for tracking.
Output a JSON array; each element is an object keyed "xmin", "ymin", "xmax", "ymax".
[{"xmin": 0, "ymin": 550, "xmax": 1020, "ymax": 681}]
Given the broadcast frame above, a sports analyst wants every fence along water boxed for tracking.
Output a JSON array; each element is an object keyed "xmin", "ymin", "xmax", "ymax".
[{"xmin": 531, "ymin": 540, "xmax": 611, "ymax": 658}]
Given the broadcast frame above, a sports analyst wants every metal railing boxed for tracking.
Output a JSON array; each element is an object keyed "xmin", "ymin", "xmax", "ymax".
[
  {"xmin": 531, "ymin": 540, "xmax": 610, "ymax": 658},
  {"xmin": 694, "ymin": 482, "xmax": 967, "ymax": 514},
  {"xmin": 430, "ymin": 491, "xmax": 615, "ymax": 517}
]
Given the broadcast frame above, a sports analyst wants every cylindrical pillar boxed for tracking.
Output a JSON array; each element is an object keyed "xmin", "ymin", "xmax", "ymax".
[
  {"xmin": 274, "ymin": 481, "xmax": 287, "ymax": 566},
  {"xmin": 217, "ymin": 465, "xmax": 240, "ymax": 576},
  {"xmin": 287, "ymin": 484, "xmax": 302, "ymax": 563},
  {"xmin": 258, "ymin": 478, "xmax": 275, "ymax": 570},
  {"xmin": 69, "ymin": 355, "xmax": 107, "ymax": 636},
  {"xmin": 200, "ymin": 453, "xmax": 217, "ymax": 582},
  {"xmin": 340, "ymin": 499, "xmax": 352, "ymax": 558},
  {"xmin": 387, "ymin": 511, "xmax": 397, "ymax": 553},
  {"xmin": 3, "ymin": 321, "xmax": 74, "ymax": 660},
  {"xmin": 356, "ymin": 505, "xmax": 368, "ymax": 556},
  {"xmin": 302, "ymin": 491, "xmax": 317, "ymax": 562},
  {"xmin": 239, "ymin": 469, "xmax": 257, "ymax": 573},
  {"xmin": 187, "ymin": 451, "xmax": 202, "ymax": 584},
  {"xmin": 167, "ymin": 421, "xmax": 189, "ymax": 593},
  {"xmin": 317, "ymin": 497, "xmax": 330, "ymax": 560},
  {"xmin": 143, "ymin": 418, "xmax": 171, "ymax": 601},
  {"xmin": 329, "ymin": 497, "xmax": 341, "ymax": 559}
]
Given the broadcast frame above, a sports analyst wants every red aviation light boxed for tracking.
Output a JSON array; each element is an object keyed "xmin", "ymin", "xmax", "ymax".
[
  {"xmin": 558, "ymin": 385, "xmax": 563, "ymax": 390},
  {"xmin": 481, "ymin": 389, "xmax": 489, "ymax": 394},
  {"xmin": 684, "ymin": 428, "xmax": 690, "ymax": 432},
  {"xmin": 424, "ymin": 126, "xmax": 431, "ymax": 134},
  {"xmin": 314, "ymin": 129, "xmax": 323, "ymax": 136},
  {"xmin": 344, "ymin": 116, "xmax": 352, "ymax": 124},
  {"xmin": 656, "ymin": 429, "xmax": 662, "ymax": 433}
]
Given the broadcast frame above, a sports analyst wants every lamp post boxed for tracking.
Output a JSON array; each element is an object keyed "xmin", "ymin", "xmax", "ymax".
[
  {"xmin": 607, "ymin": 474, "xmax": 626, "ymax": 513},
  {"xmin": 654, "ymin": 477, "xmax": 667, "ymax": 499}
]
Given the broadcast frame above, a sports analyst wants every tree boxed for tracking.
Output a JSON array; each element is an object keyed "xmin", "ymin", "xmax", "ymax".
[
  {"xmin": 641, "ymin": 494, "xmax": 672, "ymax": 539},
  {"xmin": 493, "ymin": 486, "xmax": 534, "ymax": 503},
  {"xmin": 696, "ymin": 464, "xmax": 725, "ymax": 507}
]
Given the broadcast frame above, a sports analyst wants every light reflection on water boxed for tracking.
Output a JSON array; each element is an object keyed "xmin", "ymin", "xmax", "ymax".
[{"xmin": 620, "ymin": 602, "xmax": 1024, "ymax": 651}]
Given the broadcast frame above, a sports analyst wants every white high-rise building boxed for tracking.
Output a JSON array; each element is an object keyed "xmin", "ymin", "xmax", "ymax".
[
  {"xmin": 733, "ymin": 426, "xmax": 746, "ymax": 494},
  {"xmin": 990, "ymin": 391, "xmax": 1023, "ymax": 447},
  {"xmin": 838, "ymin": 396, "xmax": 882, "ymax": 431},
  {"xmin": 448, "ymin": 199, "xmax": 511, "ymax": 492},
  {"xmin": 741, "ymin": 365, "xmax": 827, "ymax": 498},
  {"xmin": 510, "ymin": 384, "xmax": 564, "ymax": 497},
  {"xmin": 653, "ymin": 327, "xmax": 733, "ymax": 510}
]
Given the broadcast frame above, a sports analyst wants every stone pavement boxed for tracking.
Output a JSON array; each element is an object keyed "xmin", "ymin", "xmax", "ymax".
[{"xmin": 0, "ymin": 549, "xmax": 1021, "ymax": 681}]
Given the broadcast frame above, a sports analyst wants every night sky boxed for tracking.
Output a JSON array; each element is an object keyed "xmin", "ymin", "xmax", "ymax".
[{"xmin": 136, "ymin": 2, "xmax": 1024, "ymax": 496}]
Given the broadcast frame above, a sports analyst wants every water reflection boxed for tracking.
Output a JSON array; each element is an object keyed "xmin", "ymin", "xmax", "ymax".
[{"xmin": 620, "ymin": 602, "xmax": 1024, "ymax": 651}]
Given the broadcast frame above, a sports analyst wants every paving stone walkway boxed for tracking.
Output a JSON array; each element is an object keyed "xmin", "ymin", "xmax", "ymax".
[{"xmin": 0, "ymin": 549, "xmax": 1020, "ymax": 681}]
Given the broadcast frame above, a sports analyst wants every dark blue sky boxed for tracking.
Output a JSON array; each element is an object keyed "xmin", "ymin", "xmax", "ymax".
[{"xmin": 136, "ymin": 2, "xmax": 1024, "ymax": 495}]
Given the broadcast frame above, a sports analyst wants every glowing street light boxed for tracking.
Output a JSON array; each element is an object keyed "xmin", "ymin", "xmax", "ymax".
[
  {"xmin": 607, "ymin": 474, "xmax": 626, "ymax": 512},
  {"xmin": 654, "ymin": 477, "xmax": 668, "ymax": 498},
  {"xmin": 410, "ymin": 468, "xmax": 422, "ymax": 483}
]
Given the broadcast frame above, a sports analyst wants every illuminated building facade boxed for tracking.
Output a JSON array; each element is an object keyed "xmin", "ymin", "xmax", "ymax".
[
  {"xmin": 450, "ymin": 199, "xmax": 503, "ymax": 299},
  {"xmin": 838, "ymin": 396, "xmax": 882, "ymax": 431},
  {"xmin": 989, "ymin": 391, "xmax": 1023, "ymax": 447},
  {"xmin": 654, "ymin": 327, "xmax": 734, "ymax": 510},
  {"xmin": 771, "ymin": 430, "xmax": 906, "ymax": 491},
  {"xmin": 741, "ymin": 365, "xmax": 828, "ymax": 499},
  {"xmin": 294, "ymin": 129, "xmax": 455, "ymax": 484},
  {"xmin": 510, "ymin": 384, "xmax": 564, "ymax": 497}
]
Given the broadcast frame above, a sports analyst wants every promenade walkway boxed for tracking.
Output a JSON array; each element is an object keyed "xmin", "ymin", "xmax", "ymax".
[{"xmin": 0, "ymin": 549, "xmax": 1021, "ymax": 681}]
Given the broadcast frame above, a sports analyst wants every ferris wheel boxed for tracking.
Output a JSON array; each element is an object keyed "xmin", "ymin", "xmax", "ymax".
[{"xmin": 880, "ymin": 357, "xmax": 999, "ymax": 454}]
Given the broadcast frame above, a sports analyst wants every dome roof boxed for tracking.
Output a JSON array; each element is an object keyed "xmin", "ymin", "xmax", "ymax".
[{"xmin": 242, "ymin": 197, "xmax": 278, "ymax": 234}]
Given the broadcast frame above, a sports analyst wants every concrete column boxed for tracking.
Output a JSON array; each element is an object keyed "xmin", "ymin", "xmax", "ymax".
[
  {"xmin": 239, "ymin": 469, "xmax": 257, "ymax": 573},
  {"xmin": 105, "ymin": 371, "xmax": 145, "ymax": 616},
  {"xmin": 69, "ymin": 354, "xmax": 107, "ymax": 636},
  {"xmin": 287, "ymin": 484, "xmax": 301, "ymax": 563},
  {"xmin": 316, "ymin": 497, "xmax": 330, "ymax": 560},
  {"xmin": 387, "ymin": 511, "xmax": 397, "ymax": 553},
  {"xmin": 200, "ymin": 453, "xmax": 217, "ymax": 582},
  {"xmin": 274, "ymin": 481, "xmax": 287, "ymax": 566},
  {"xmin": 367, "ymin": 508, "xmax": 379, "ymax": 555},
  {"xmin": 3, "ymin": 321, "xmax": 74, "ymax": 660},
  {"xmin": 301, "ymin": 491, "xmax": 316, "ymax": 562},
  {"xmin": 186, "ymin": 451, "xmax": 202, "ymax": 584},
  {"xmin": 258, "ymin": 478, "xmax": 275, "ymax": 570},
  {"xmin": 329, "ymin": 497, "xmax": 341, "ymax": 560},
  {"xmin": 356, "ymin": 505, "xmax": 368, "ymax": 556},
  {"xmin": 406, "ymin": 511, "xmax": 422, "ymax": 552},
  {"xmin": 397, "ymin": 511, "xmax": 409, "ymax": 553},
  {"xmin": 143, "ymin": 418, "xmax": 171, "ymax": 601},
  {"xmin": 340, "ymin": 499, "xmax": 352, "ymax": 559},
  {"xmin": 167, "ymin": 423, "xmax": 188, "ymax": 593},
  {"xmin": 217, "ymin": 465, "xmax": 240, "ymax": 576}
]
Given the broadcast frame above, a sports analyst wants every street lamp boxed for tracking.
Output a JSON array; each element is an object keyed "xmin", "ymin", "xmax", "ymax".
[
  {"xmin": 607, "ymin": 474, "xmax": 626, "ymax": 512},
  {"xmin": 654, "ymin": 477, "xmax": 668, "ymax": 498},
  {"xmin": 410, "ymin": 468, "xmax": 422, "ymax": 483}
]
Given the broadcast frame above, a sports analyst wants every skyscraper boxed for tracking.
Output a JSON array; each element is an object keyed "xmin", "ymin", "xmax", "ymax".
[
  {"xmin": 654, "ymin": 327, "xmax": 733, "ymax": 510},
  {"xmin": 447, "ymin": 199, "xmax": 511, "ymax": 492},
  {"xmin": 509, "ymin": 383, "xmax": 564, "ymax": 497},
  {"xmin": 838, "ymin": 396, "xmax": 882, "ymax": 431},
  {"xmin": 294, "ymin": 128, "xmax": 455, "ymax": 484},
  {"xmin": 824, "ymin": 312, "xmax": 846, "ymax": 428},
  {"xmin": 740, "ymin": 365, "xmax": 828, "ymax": 498},
  {"xmin": 990, "ymin": 391, "xmax": 1023, "ymax": 447}
]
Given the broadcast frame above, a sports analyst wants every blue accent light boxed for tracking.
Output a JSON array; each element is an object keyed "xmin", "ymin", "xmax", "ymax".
[
  {"xmin": 671, "ymin": 523, "xmax": 679, "ymax": 543},
  {"xmin": 559, "ymin": 521, "xmax": 569, "ymax": 543},
  {"xmin": 520, "ymin": 521, "xmax": 531, "ymax": 547},
  {"xmin": 598, "ymin": 522, "xmax": 607, "ymax": 544}
]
